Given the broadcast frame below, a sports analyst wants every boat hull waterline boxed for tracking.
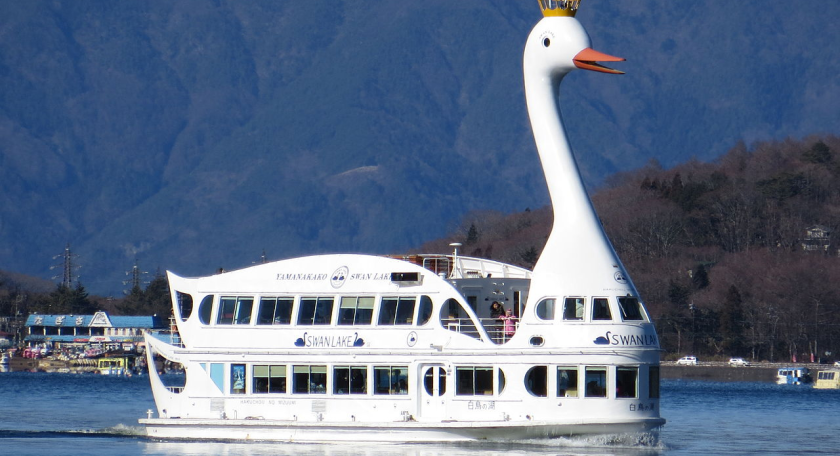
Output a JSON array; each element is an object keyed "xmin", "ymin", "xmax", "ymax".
[{"xmin": 141, "ymin": 417, "xmax": 663, "ymax": 442}]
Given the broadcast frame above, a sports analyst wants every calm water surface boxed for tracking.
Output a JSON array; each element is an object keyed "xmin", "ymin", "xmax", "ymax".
[{"xmin": 0, "ymin": 372, "xmax": 838, "ymax": 455}]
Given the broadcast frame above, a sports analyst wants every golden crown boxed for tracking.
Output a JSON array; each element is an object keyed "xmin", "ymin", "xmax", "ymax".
[{"xmin": 539, "ymin": 0, "xmax": 581, "ymax": 17}]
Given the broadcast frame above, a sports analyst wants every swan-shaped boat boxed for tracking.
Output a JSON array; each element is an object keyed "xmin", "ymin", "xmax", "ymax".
[{"xmin": 140, "ymin": 0, "xmax": 665, "ymax": 442}]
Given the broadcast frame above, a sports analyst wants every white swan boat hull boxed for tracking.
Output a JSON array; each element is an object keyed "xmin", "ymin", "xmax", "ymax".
[{"xmin": 140, "ymin": 417, "xmax": 663, "ymax": 442}]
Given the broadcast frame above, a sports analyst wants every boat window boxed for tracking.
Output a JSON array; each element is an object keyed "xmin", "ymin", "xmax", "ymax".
[
  {"xmin": 177, "ymin": 292, "xmax": 193, "ymax": 322},
  {"xmin": 253, "ymin": 365, "xmax": 287, "ymax": 394},
  {"xmin": 198, "ymin": 295, "xmax": 214, "ymax": 325},
  {"xmin": 592, "ymin": 297, "xmax": 612, "ymax": 321},
  {"xmin": 333, "ymin": 366, "xmax": 367, "ymax": 395},
  {"xmin": 374, "ymin": 366, "xmax": 408, "ymax": 395},
  {"xmin": 584, "ymin": 367, "xmax": 607, "ymax": 398},
  {"xmin": 378, "ymin": 297, "xmax": 416, "ymax": 325},
  {"xmin": 297, "ymin": 297, "xmax": 335, "ymax": 325},
  {"xmin": 535, "ymin": 298, "xmax": 555, "ymax": 320},
  {"xmin": 455, "ymin": 366, "xmax": 493, "ymax": 396},
  {"xmin": 338, "ymin": 297, "xmax": 374, "ymax": 325},
  {"xmin": 617, "ymin": 296, "xmax": 645, "ymax": 321},
  {"xmin": 217, "ymin": 297, "xmax": 254, "ymax": 325},
  {"xmin": 525, "ymin": 366, "xmax": 548, "ymax": 397},
  {"xmin": 557, "ymin": 367, "xmax": 579, "ymax": 398},
  {"xmin": 439, "ymin": 298, "xmax": 481, "ymax": 340},
  {"xmin": 257, "ymin": 297, "xmax": 293, "ymax": 325},
  {"xmin": 446, "ymin": 298, "xmax": 461, "ymax": 319},
  {"xmin": 616, "ymin": 366, "xmax": 638, "ymax": 398},
  {"xmin": 417, "ymin": 295, "xmax": 433, "ymax": 326},
  {"xmin": 423, "ymin": 367, "xmax": 447, "ymax": 396},
  {"xmin": 231, "ymin": 364, "xmax": 246, "ymax": 394},
  {"xmin": 498, "ymin": 368, "xmax": 506, "ymax": 395},
  {"xmin": 563, "ymin": 297, "xmax": 584, "ymax": 321},
  {"xmin": 293, "ymin": 365, "xmax": 327, "ymax": 394},
  {"xmin": 649, "ymin": 366, "xmax": 660, "ymax": 399}
]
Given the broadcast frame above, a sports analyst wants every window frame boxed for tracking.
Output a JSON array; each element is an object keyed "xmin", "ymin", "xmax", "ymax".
[
  {"xmin": 535, "ymin": 298, "xmax": 556, "ymax": 321},
  {"xmin": 563, "ymin": 297, "xmax": 584, "ymax": 321},
  {"xmin": 378, "ymin": 296, "xmax": 416, "ymax": 326},
  {"xmin": 198, "ymin": 295, "xmax": 214, "ymax": 325},
  {"xmin": 525, "ymin": 365, "xmax": 548, "ymax": 397},
  {"xmin": 253, "ymin": 365, "xmax": 287, "ymax": 394},
  {"xmin": 333, "ymin": 365, "xmax": 368, "ymax": 395},
  {"xmin": 217, "ymin": 296, "xmax": 254, "ymax": 325},
  {"xmin": 337, "ymin": 296, "xmax": 375, "ymax": 326},
  {"xmin": 455, "ymin": 366, "xmax": 494, "ymax": 396},
  {"xmin": 616, "ymin": 366, "xmax": 639, "ymax": 399},
  {"xmin": 297, "ymin": 297, "xmax": 335, "ymax": 326},
  {"xmin": 617, "ymin": 296, "xmax": 646, "ymax": 322},
  {"xmin": 292, "ymin": 365, "xmax": 327, "ymax": 394},
  {"xmin": 557, "ymin": 366, "xmax": 579, "ymax": 398},
  {"xmin": 584, "ymin": 366, "xmax": 608, "ymax": 398},
  {"xmin": 649, "ymin": 366, "xmax": 660, "ymax": 399},
  {"xmin": 592, "ymin": 297, "xmax": 612, "ymax": 321},
  {"xmin": 373, "ymin": 366, "xmax": 409, "ymax": 395},
  {"xmin": 257, "ymin": 297, "xmax": 294, "ymax": 325}
]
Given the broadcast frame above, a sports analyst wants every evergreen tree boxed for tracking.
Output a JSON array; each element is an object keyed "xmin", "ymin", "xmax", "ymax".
[
  {"xmin": 520, "ymin": 246, "xmax": 539, "ymax": 268},
  {"xmin": 145, "ymin": 273, "xmax": 172, "ymax": 317},
  {"xmin": 465, "ymin": 223, "xmax": 479, "ymax": 245},
  {"xmin": 801, "ymin": 141, "xmax": 832, "ymax": 164},
  {"xmin": 692, "ymin": 264, "xmax": 710, "ymax": 290},
  {"xmin": 117, "ymin": 284, "xmax": 145, "ymax": 315},
  {"xmin": 44, "ymin": 282, "xmax": 93, "ymax": 314}
]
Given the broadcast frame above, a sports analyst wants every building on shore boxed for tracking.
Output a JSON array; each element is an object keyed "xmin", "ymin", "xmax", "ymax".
[{"xmin": 24, "ymin": 311, "xmax": 166, "ymax": 352}]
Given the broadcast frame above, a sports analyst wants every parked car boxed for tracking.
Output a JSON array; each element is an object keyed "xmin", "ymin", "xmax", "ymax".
[
  {"xmin": 834, "ymin": 361, "xmax": 840, "ymax": 368},
  {"xmin": 676, "ymin": 356, "xmax": 698, "ymax": 365},
  {"xmin": 729, "ymin": 357, "xmax": 750, "ymax": 367}
]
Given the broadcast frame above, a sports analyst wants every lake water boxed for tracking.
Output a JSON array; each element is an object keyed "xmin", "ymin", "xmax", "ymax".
[{"xmin": 0, "ymin": 372, "xmax": 838, "ymax": 455}]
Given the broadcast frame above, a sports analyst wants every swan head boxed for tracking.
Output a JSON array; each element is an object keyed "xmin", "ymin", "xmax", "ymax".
[{"xmin": 524, "ymin": 16, "xmax": 624, "ymax": 82}]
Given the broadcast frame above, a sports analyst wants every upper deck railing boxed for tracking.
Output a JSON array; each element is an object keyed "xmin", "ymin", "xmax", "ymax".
[{"xmin": 389, "ymin": 254, "xmax": 532, "ymax": 281}]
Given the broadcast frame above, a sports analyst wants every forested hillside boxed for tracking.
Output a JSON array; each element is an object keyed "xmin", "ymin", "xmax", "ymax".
[
  {"xmin": 420, "ymin": 136, "xmax": 840, "ymax": 362},
  {"xmin": 3, "ymin": 136, "xmax": 839, "ymax": 361}
]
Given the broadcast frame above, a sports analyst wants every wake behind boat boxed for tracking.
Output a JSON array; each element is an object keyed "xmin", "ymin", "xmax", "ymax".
[{"xmin": 140, "ymin": 0, "xmax": 665, "ymax": 442}]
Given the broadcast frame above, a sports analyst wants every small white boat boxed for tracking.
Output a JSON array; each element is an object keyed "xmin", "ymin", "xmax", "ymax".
[
  {"xmin": 139, "ymin": 0, "xmax": 664, "ymax": 443},
  {"xmin": 776, "ymin": 367, "xmax": 811, "ymax": 385},
  {"xmin": 814, "ymin": 369, "xmax": 840, "ymax": 389}
]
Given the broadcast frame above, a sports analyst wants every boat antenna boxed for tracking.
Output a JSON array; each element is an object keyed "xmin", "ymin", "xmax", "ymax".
[{"xmin": 449, "ymin": 243, "xmax": 462, "ymax": 279}]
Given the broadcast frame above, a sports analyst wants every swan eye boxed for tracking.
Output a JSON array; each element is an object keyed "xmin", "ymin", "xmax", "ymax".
[{"xmin": 543, "ymin": 38, "xmax": 550, "ymax": 47}]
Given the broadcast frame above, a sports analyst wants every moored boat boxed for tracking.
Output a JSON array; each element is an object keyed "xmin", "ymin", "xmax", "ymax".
[
  {"xmin": 813, "ymin": 369, "xmax": 840, "ymax": 390},
  {"xmin": 140, "ymin": 0, "xmax": 665, "ymax": 442},
  {"xmin": 776, "ymin": 367, "xmax": 812, "ymax": 385},
  {"xmin": 97, "ymin": 356, "xmax": 130, "ymax": 376}
]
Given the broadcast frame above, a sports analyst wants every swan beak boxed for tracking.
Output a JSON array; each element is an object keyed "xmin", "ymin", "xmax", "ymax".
[{"xmin": 573, "ymin": 48, "xmax": 625, "ymax": 74}]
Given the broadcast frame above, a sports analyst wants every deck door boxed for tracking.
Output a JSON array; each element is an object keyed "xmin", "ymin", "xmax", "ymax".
[{"xmin": 417, "ymin": 363, "xmax": 448, "ymax": 421}]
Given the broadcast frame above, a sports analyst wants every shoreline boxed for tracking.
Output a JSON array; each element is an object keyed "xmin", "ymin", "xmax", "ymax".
[{"xmin": 662, "ymin": 362, "xmax": 830, "ymax": 382}]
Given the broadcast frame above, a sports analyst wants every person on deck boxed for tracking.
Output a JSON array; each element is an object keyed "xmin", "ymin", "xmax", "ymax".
[{"xmin": 499, "ymin": 308, "xmax": 518, "ymax": 341}]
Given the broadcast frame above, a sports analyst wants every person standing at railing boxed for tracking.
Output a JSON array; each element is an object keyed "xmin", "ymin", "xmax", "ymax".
[
  {"xmin": 489, "ymin": 301, "xmax": 504, "ymax": 342},
  {"xmin": 499, "ymin": 308, "xmax": 518, "ymax": 341}
]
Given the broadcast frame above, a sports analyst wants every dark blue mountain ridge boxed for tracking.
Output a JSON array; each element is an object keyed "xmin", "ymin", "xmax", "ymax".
[{"xmin": 0, "ymin": 0, "xmax": 837, "ymax": 295}]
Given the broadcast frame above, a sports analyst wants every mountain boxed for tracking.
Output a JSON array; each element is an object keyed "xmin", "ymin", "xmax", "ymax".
[{"xmin": 1, "ymin": 0, "xmax": 838, "ymax": 295}]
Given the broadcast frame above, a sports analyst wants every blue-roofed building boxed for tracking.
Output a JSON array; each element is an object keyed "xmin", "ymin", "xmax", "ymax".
[{"xmin": 24, "ymin": 311, "xmax": 166, "ymax": 349}]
